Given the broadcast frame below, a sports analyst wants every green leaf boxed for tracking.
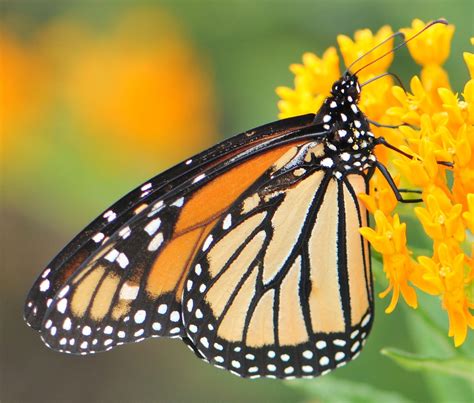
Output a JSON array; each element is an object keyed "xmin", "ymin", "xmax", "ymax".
[
  {"xmin": 288, "ymin": 377, "xmax": 413, "ymax": 403},
  {"xmin": 381, "ymin": 348, "xmax": 474, "ymax": 383}
]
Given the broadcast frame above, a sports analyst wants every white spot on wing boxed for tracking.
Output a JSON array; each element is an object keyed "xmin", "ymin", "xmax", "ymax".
[
  {"xmin": 351, "ymin": 341, "xmax": 361, "ymax": 352},
  {"xmin": 361, "ymin": 314, "xmax": 371, "ymax": 327},
  {"xmin": 105, "ymin": 249, "xmax": 119, "ymax": 263},
  {"xmin": 157, "ymin": 304, "xmax": 167, "ymax": 314},
  {"xmin": 120, "ymin": 283, "xmax": 139, "ymax": 300},
  {"xmin": 82, "ymin": 326, "xmax": 92, "ymax": 336},
  {"xmin": 200, "ymin": 337, "xmax": 209, "ymax": 348},
  {"xmin": 223, "ymin": 214, "xmax": 232, "ymax": 230},
  {"xmin": 148, "ymin": 233, "xmax": 164, "ymax": 252},
  {"xmin": 144, "ymin": 218, "xmax": 161, "ymax": 236},
  {"xmin": 316, "ymin": 340, "xmax": 327, "ymax": 349},
  {"xmin": 302, "ymin": 350, "xmax": 313, "ymax": 359},
  {"xmin": 103, "ymin": 210, "xmax": 117, "ymax": 222},
  {"xmin": 57, "ymin": 298, "xmax": 68, "ymax": 314},
  {"xmin": 170, "ymin": 311, "xmax": 180, "ymax": 322},
  {"xmin": 118, "ymin": 226, "xmax": 131, "ymax": 239},
  {"xmin": 335, "ymin": 352, "xmax": 345, "ymax": 361},
  {"xmin": 319, "ymin": 356, "xmax": 329, "ymax": 366},
  {"xmin": 193, "ymin": 174, "xmax": 205, "ymax": 183},
  {"xmin": 39, "ymin": 279, "xmax": 50, "ymax": 292},
  {"xmin": 117, "ymin": 253, "xmax": 129, "ymax": 268},
  {"xmin": 62, "ymin": 318, "xmax": 72, "ymax": 331},
  {"xmin": 195, "ymin": 264, "xmax": 202, "ymax": 275},
  {"xmin": 92, "ymin": 232, "xmax": 105, "ymax": 243},
  {"xmin": 202, "ymin": 235, "xmax": 213, "ymax": 251},
  {"xmin": 171, "ymin": 197, "xmax": 184, "ymax": 208},
  {"xmin": 134, "ymin": 310, "xmax": 146, "ymax": 324},
  {"xmin": 321, "ymin": 158, "xmax": 334, "ymax": 168},
  {"xmin": 148, "ymin": 201, "xmax": 164, "ymax": 217}
]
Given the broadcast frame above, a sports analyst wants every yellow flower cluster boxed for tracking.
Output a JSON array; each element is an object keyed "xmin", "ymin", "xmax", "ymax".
[{"xmin": 277, "ymin": 19, "xmax": 473, "ymax": 346}]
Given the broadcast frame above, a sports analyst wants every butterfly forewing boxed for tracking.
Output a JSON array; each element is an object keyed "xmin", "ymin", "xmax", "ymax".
[
  {"xmin": 25, "ymin": 114, "xmax": 316, "ymax": 331},
  {"xmin": 182, "ymin": 144, "xmax": 374, "ymax": 378},
  {"xmin": 37, "ymin": 120, "xmax": 318, "ymax": 355}
]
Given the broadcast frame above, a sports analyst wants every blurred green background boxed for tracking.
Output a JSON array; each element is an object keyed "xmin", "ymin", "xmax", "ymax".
[{"xmin": 1, "ymin": 1, "xmax": 473, "ymax": 402}]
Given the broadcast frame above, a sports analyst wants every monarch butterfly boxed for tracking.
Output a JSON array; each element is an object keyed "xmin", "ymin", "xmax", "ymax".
[{"xmin": 24, "ymin": 20, "xmax": 448, "ymax": 380}]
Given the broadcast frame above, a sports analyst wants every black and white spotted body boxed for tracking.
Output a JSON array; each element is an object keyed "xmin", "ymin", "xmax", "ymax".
[{"xmin": 313, "ymin": 73, "xmax": 376, "ymax": 180}]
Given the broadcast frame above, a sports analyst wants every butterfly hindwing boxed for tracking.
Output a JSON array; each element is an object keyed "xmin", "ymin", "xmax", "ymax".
[
  {"xmin": 25, "ymin": 114, "xmax": 316, "ymax": 331},
  {"xmin": 182, "ymin": 142, "xmax": 374, "ymax": 379}
]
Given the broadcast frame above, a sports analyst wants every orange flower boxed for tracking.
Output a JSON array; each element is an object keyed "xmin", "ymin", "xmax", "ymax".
[
  {"xmin": 417, "ymin": 244, "xmax": 474, "ymax": 346},
  {"xmin": 360, "ymin": 211, "xmax": 418, "ymax": 313}
]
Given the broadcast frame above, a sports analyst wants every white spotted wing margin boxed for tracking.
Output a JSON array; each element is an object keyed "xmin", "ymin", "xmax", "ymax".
[
  {"xmin": 38, "ymin": 198, "xmax": 189, "ymax": 355},
  {"xmin": 182, "ymin": 165, "xmax": 374, "ymax": 379},
  {"xmin": 24, "ymin": 113, "xmax": 317, "ymax": 331}
]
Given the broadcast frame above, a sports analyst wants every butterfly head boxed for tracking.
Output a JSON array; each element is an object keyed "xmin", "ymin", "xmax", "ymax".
[
  {"xmin": 308, "ymin": 72, "xmax": 377, "ymax": 179},
  {"xmin": 330, "ymin": 72, "xmax": 361, "ymax": 103}
]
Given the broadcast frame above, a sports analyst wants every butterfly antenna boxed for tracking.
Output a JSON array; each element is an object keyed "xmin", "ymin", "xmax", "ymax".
[
  {"xmin": 354, "ymin": 19, "xmax": 448, "ymax": 75},
  {"xmin": 361, "ymin": 71, "xmax": 407, "ymax": 92},
  {"xmin": 344, "ymin": 31, "xmax": 405, "ymax": 75}
]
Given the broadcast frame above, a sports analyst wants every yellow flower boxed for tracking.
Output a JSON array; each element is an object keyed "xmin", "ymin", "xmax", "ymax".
[
  {"xmin": 400, "ymin": 19, "xmax": 455, "ymax": 66},
  {"xmin": 277, "ymin": 19, "xmax": 474, "ymax": 346},
  {"xmin": 464, "ymin": 38, "xmax": 474, "ymax": 78},
  {"xmin": 276, "ymin": 48, "xmax": 340, "ymax": 118},
  {"xmin": 415, "ymin": 192, "xmax": 465, "ymax": 242},
  {"xmin": 358, "ymin": 172, "xmax": 398, "ymax": 215},
  {"xmin": 463, "ymin": 194, "xmax": 474, "ymax": 233},
  {"xmin": 360, "ymin": 211, "xmax": 418, "ymax": 312},
  {"xmin": 417, "ymin": 244, "xmax": 474, "ymax": 346},
  {"xmin": 392, "ymin": 139, "xmax": 440, "ymax": 188},
  {"xmin": 389, "ymin": 76, "xmax": 442, "ymax": 125},
  {"xmin": 337, "ymin": 25, "xmax": 394, "ymax": 78}
]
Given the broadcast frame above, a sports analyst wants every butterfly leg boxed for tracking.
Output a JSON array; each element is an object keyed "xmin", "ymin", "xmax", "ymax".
[
  {"xmin": 375, "ymin": 161, "xmax": 422, "ymax": 203},
  {"xmin": 398, "ymin": 188, "xmax": 422, "ymax": 194},
  {"xmin": 367, "ymin": 120, "xmax": 415, "ymax": 130},
  {"xmin": 375, "ymin": 137, "xmax": 454, "ymax": 167}
]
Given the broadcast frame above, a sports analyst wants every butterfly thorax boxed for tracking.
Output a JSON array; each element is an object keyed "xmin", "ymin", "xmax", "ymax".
[{"xmin": 311, "ymin": 73, "xmax": 377, "ymax": 180}]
